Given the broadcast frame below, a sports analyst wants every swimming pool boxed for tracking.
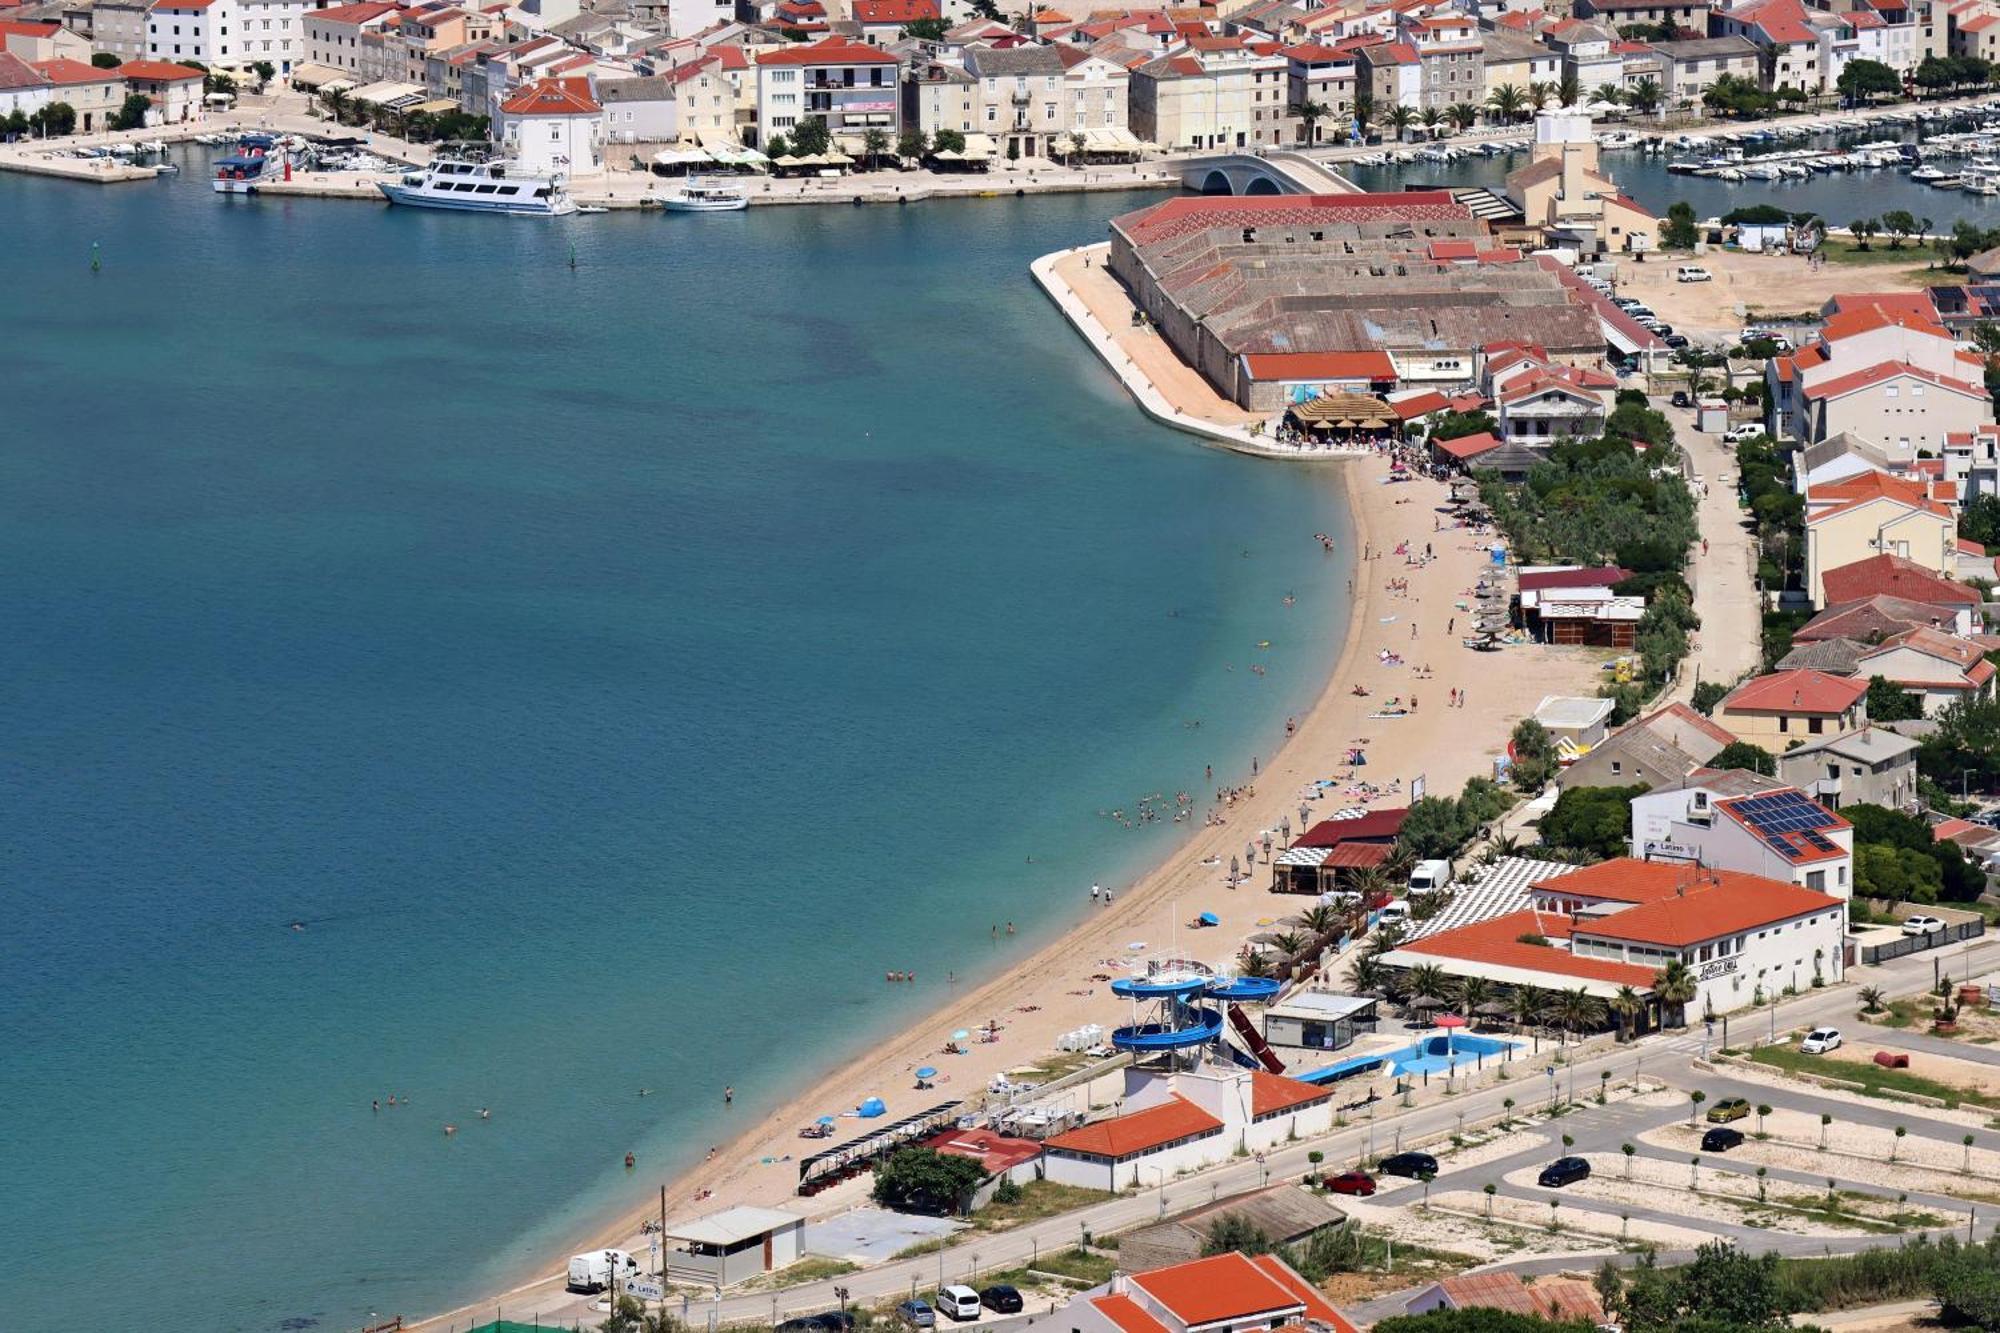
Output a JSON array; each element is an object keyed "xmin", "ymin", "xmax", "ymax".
[{"xmin": 1295, "ymin": 1032, "xmax": 1519, "ymax": 1085}]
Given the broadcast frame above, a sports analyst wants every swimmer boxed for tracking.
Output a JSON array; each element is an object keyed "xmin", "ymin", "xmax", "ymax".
[
  {"xmin": 445, "ymin": 1124, "xmax": 456, "ymax": 1136},
  {"xmin": 479, "ymin": 1107, "xmax": 490, "ymax": 1119}
]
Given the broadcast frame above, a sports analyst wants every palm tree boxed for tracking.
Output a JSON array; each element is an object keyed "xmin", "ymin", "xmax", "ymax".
[
  {"xmin": 1352, "ymin": 91, "xmax": 1375, "ymax": 139},
  {"xmin": 1272, "ymin": 929, "xmax": 1309, "ymax": 959},
  {"xmin": 1456, "ymin": 975, "xmax": 1492, "ymax": 1020},
  {"xmin": 1404, "ymin": 962, "xmax": 1449, "ymax": 1007},
  {"xmin": 1557, "ymin": 73, "xmax": 1583, "ymax": 108},
  {"xmin": 1526, "ymin": 80, "xmax": 1555, "ymax": 111},
  {"xmin": 321, "ymin": 86, "xmax": 350, "ymax": 124},
  {"xmin": 1858, "ymin": 985, "xmax": 1886, "ymax": 1014},
  {"xmin": 1510, "ymin": 985, "xmax": 1549, "ymax": 1037},
  {"xmin": 1488, "ymin": 83, "xmax": 1527, "ymax": 123},
  {"xmin": 1420, "ymin": 105, "xmax": 1442, "ymax": 139},
  {"xmin": 1299, "ymin": 903, "xmax": 1342, "ymax": 937},
  {"xmin": 861, "ymin": 126, "xmax": 891, "ymax": 169},
  {"xmin": 1292, "ymin": 98, "xmax": 1330, "ymax": 144},
  {"xmin": 1348, "ymin": 953, "xmax": 1387, "ymax": 996},
  {"xmin": 1384, "ymin": 105, "xmax": 1419, "ymax": 142},
  {"xmin": 1652, "ymin": 960, "xmax": 1698, "ymax": 1029},
  {"xmin": 1594, "ymin": 83, "xmax": 1624, "ymax": 110},
  {"xmin": 1350, "ymin": 867, "xmax": 1392, "ymax": 907},
  {"xmin": 1448, "ymin": 101, "xmax": 1479, "ymax": 133},
  {"xmin": 1364, "ymin": 920, "xmax": 1407, "ymax": 960},
  {"xmin": 1555, "ymin": 986, "xmax": 1607, "ymax": 1040},
  {"xmin": 1627, "ymin": 77, "xmax": 1662, "ymax": 116},
  {"xmin": 1240, "ymin": 949, "xmax": 1273, "ymax": 979},
  {"xmin": 1608, "ymin": 984, "xmax": 1645, "ymax": 1042},
  {"xmin": 1381, "ymin": 843, "xmax": 1418, "ymax": 885}
]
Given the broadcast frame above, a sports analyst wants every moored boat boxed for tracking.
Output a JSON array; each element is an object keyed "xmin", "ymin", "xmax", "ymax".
[
  {"xmin": 377, "ymin": 156, "xmax": 575, "ymax": 216},
  {"xmin": 661, "ymin": 175, "xmax": 748, "ymax": 212}
]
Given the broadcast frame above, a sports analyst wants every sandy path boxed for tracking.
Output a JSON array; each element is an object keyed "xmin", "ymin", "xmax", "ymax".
[{"xmin": 414, "ymin": 458, "xmax": 1608, "ymax": 1330}]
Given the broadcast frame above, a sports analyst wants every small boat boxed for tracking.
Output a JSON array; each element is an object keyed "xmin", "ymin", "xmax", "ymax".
[
  {"xmin": 661, "ymin": 175, "xmax": 747, "ymax": 212},
  {"xmin": 154, "ymin": 160, "xmax": 179, "ymax": 174},
  {"xmin": 136, "ymin": 139, "xmax": 166, "ymax": 153},
  {"xmin": 213, "ymin": 150, "xmax": 283, "ymax": 193}
]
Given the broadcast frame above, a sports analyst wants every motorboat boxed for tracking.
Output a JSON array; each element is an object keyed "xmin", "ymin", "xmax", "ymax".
[
  {"xmin": 213, "ymin": 149, "xmax": 284, "ymax": 193},
  {"xmin": 378, "ymin": 157, "xmax": 576, "ymax": 216},
  {"xmin": 661, "ymin": 175, "xmax": 748, "ymax": 212}
]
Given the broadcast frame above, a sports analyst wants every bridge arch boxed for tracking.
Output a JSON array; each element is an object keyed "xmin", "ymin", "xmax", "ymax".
[
  {"xmin": 1244, "ymin": 175, "xmax": 1281, "ymax": 196},
  {"xmin": 1198, "ymin": 169, "xmax": 1232, "ymax": 195}
]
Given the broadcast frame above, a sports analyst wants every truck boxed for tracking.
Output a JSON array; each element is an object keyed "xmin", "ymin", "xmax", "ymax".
[
  {"xmin": 566, "ymin": 1249, "xmax": 642, "ymax": 1294},
  {"xmin": 1407, "ymin": 859, "xmax": 1451, "ymax": 893}
]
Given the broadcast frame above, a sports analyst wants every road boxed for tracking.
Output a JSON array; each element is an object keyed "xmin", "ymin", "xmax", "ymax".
[
  {"xmin": 1661, "ymin": 400, "xmax": 1764, "ymax": 704},
  {"xmin": 490, "ymin": 934, "xmax": 2000, "ymax": 1331}
]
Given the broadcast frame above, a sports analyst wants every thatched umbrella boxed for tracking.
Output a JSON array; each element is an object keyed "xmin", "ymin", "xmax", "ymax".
[{"xmin": 1408, "ymin": 994, "xmax": 1445, "ymax": 1012}]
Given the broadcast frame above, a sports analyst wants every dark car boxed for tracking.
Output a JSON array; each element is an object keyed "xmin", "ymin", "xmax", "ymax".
[
  {"xmin": 1664, "ymin": 334, "xmax": 1690, "ymax": 350},
  {"xmin": 1670, "ymin": 390, "xmax": 1692, "ymax": 408},
  {"xmin": 816, "ymin": 1315, "xmax": 856, "ymax": 1333},
  {"xmin": 981, "ymin": 1286, "xmax": 1024, "ymax": 1315},
  {"xmin": 1324, "ymin": 1170, "xmax": 1378, "ymax": 1196},
  {"xmin": 896, "ymin": 1301, "xmax": 936, "ymax": 1330},
  {"xmin": 1537, "ymin": 1156, "xmax": 1591, "ymax": 1188},
  {"xmin": 1378, "ymin": 1151, "xmax": 1439, "ymax": 1180},
  {"xmin": 777, "ymin": 1320, "xmax": 823, "ymax": 1333},
  {"xmin": 1702, "ymin": 1126, "xmax": 1745, "ymax": 1153}
]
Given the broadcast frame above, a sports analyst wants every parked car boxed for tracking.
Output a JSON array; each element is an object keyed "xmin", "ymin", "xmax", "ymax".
[
  {"xmin": 1324, "ymin": 1170, "xmax": 1378, "ymax": 1196},
  {"xmin": 1706, "ymin": 1096, "xmax": 1751, "ymax": 1123},
  {"xmin": 1650, "ymin": 323, "xmax": 1676, "ymax": 338},
  {"xmin": 981, "ymin": 1286, "xmax": 1024, "ymax": 1315},
  {"xmin": 1670, "ymin": 389, "xmax": 1692, "ymax": 408},
  {"xmin": 1664, "ymin": 334, "xmax": 1690, "ymax": 350},
  {"xmin": 817, "ymin": 1314, "xmax": 857, "ymax": 1332},
  {"xmin": 777, "ymin": 1320, "xmax": 823, "ymax": 1333},
  {"xmin": 566, "ymin": 1249, "xmax": 641, "ymax": 1294},
  {"xmin": 1701, "ymin": 1126, "xmax": 1746, "ymax": 1153},
  {"xmin": 937, "ymin": 1286, "xmax": 983, "ymax": 1322},
  {"xmin": 1537, "ymin": 1156, "xmax": 1592, "ymax": 1188},
  {"xmin": 1725, "ymin": 423, "xmax": 1768, "ymax": 442},
  {"xmin": 1901, "ymin": 914, "xmax": 1945, "ymax": 936},
  {"xmin": 1800, "ymin": 1026, "xmax": 1843, "ymax": 1054},
  {"xmin": 897, "ymin": 1301, "xmax": 936, "ymax": 1329},
  {"xmin": 1677, "ymin": 265, "xmax": 1714, "ymax": 282},
  {"xmin": 1378, "ymin": 1151, "xmax": 1440, "ymax": 1180}
]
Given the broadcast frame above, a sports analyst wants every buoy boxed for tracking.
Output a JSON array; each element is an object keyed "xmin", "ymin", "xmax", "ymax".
[{"xmin": 90, "ymin": 241, "xmax": 100, "ymax": 273}]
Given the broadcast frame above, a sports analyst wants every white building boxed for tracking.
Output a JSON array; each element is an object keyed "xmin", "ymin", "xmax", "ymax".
[
  {"xmin": 1628, "ymin": 776, "xmax": 1855, "ymax": 899},
  {"xmin": 1039, "ymin": 1064, "xmax": 1332, "ymax": 1192},
  {"xmin": 147, "ymin": 0, "xmax": 313, "ymax": 73},
  {"xmin": 499, "ymin": 75, "xmax": 603, "ymax": 175},
  {"xmin": 1065, "ymin": 1251, "xmax": 1361, "ymax": 1333},
  {"xmin": 0, "ymin": 50, "xmax": 53, "ymax": 119}
]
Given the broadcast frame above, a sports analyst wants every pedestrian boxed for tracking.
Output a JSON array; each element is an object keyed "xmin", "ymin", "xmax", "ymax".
[
  {"xmin": 1091, "ymin": 882, "xmax": 1101, "ymax": 902},
  {"xmin": 724, "ymin": 1085, "xmax": 733, "ymax": 1105}
]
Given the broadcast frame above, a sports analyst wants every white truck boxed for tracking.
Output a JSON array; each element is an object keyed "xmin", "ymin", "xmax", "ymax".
[
  {"xmin": 1407, "ymin": 859, "xmax": 1452, "ymax": 893},
  {"xmin": 567, "ymin": 1248, "xmax": 642, "ymax": 1294}
]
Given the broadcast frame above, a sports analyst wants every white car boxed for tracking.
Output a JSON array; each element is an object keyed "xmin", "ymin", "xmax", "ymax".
[
  {"xmin": 1900, "ymin": 914, "xmax": 1945, "ymax": 936},
  {"xmin": 1676, "ymin": 265, "xmax": 1713, "ymax": 282},
  {"xmin": 1800, "ymin": 1027, "xmax": 1843, "ymax": 1054},
  {"xmin": 1725, "ymin": 423, "xmax": 1769, "ymax": 442}
]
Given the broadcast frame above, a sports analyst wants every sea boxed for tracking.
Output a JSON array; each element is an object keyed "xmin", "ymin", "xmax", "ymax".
[{"xmin": 0, "ymin": 154, "xmax": 1358, "ymax": 1333}]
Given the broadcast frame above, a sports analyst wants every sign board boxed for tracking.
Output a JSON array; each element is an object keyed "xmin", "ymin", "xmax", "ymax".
[
  {"xmin": 1642, "ymin": 839, "xmax": 1699, "ymax": 863},
  {"xmin": 1695, "ymin": 958, "xmax": 1738, "ymax": 983},
  {"xmin": 626, "ymin": 1278, "xmax": 666, "ymax": 1302},
  {"xmin": 1410, "ymin": 773, "xmax": 1426, "ymax": 803}
]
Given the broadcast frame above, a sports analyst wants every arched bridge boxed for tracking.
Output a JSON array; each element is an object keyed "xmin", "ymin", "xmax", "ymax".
[{"xmin": 1180, "ymin": 151, "xmax": 1359, "ymax": 196}]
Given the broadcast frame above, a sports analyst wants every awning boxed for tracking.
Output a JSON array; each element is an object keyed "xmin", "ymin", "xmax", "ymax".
[
  {"xmin": 1081, "ymin": 126, "xmax": 1142, "ymax": 150},
  {"xmin": 653, "ymin": 147, "xmax": 710, "ymax": 167},
  {"xmin": 347, "ymin": 80, "xmax": 425, "ymax": 108},
  {"xmin": 960, "ymin": 132, "xmax": 995, "ymax": 159},
  {"xmin": 409, "ymin": 97, "xmax": 458, "ymax": 114},
  {"xmin": 290, "ymin": 63, "xmax": 352, "ymax": 91}
]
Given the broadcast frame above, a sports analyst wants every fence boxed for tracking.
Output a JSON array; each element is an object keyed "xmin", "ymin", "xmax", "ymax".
[{"xmin": 1858, "ymin": 917, "xmax": 1985, "ymax": 965}]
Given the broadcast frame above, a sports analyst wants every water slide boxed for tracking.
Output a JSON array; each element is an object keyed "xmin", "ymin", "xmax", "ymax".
[{"xmin": 1225, "ymin": 1003, "xmax": 1286, "ymax": 1074}]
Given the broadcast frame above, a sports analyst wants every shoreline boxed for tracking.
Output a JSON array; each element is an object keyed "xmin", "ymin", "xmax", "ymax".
[{"xmin": 413, "ymin": 445, "xmax": 1613, "ymax": 1331}]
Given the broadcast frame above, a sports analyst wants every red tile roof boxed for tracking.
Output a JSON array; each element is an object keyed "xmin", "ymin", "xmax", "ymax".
[
  {"xmin": 0, "ymin": 49, "xmax": 39, "ymax": 91},
  {"xmin": 1250, "ymin": 1070, "xmax": 1332, "ymax": 1117},
  {"xmin": 756, "ymin": 33, "xmax": 900, "ymax": 63},
  {"xmin": 1294, "ymin": 807, "xmax": 1407, "ymax": 847},
  {"xmin": 1400, "ymin": 910, "xmax": 1658, "ymax": 987},
  {"xmin": 1636, "ymin": 700, "xmax": 1738, "ymax": 749},
  {"xmin": 1719, "ymin": 669, "xmax": 1869, "ymax": 716},
  {"xmin": 1242, "ymin": 351, "xmax": 1395, "ymax": 382},
  {"xmin": 1529, "ymin": 858, "xmax": 1715, "ymax": 905},
  {"xmin": 1432, "ymin": 431, "xmax": 1503, "ymax": 460},
  {"xmin": 1247, "ymin": 1254, "xmax": 1361, "ymax": 1333},
  {"xmin": 1801, "ymin": 360, "xmax": 1985, "ymax": 404},
  {"xmin": 1091, "ymin": 1295, "xmax": 1172, "ymax": 1333},
  {"xmin": 921, "ymin": 1127, "xmax": 1044, "ymax": 1174},
  {"xmin": 1430, "ymin": 1273, "xmax": 1605, "ymax": 1322},
  {"xmin": 1575, "ymin": 876, "xmax": 1840, "ymax": 948},
  {"xmin": 1130, "ymin": 1252, "xmax": 1308, "ymax": 1328},
  {"xmin": 29, "ymin": 57, "xmax": 107, "ymax": 84},
  {"xmin": 1517, "ymin": 565, "xmax": 1630, "ymax": 593},
  {"xmin": 1114, "ymin": 190, "xmax": 1469, "ymax": 246},
  {"xmin": 1042, "ymin": 1095, "xmax": 1223, "ymax": 1159},
  {"xmin": 852, "ymin": 0, "xmax": 939, "ymax": 22},
  {"xmin": 1390, "ymin": 390, "xmax": 1451, "ymax": 420},
  {"xmin": 1821, "ymin": 555, "xmax": 1980, "ymax": 608},
  {"xmin": 500, "ymin": 75, "xmax": 599, "ymax": 114},
  {"xmin": 119, "ymin": 58, "xmax": 204, "ymax": 80}
]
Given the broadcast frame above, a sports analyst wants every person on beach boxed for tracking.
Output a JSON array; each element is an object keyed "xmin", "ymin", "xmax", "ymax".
[
  {"xmin": 1091, "ymin": 883, "xmax": 1100, "ymax": 902},
  {"xmin": 724, "ymin": 1086, "xmax": 733, "ymax": 1105}
]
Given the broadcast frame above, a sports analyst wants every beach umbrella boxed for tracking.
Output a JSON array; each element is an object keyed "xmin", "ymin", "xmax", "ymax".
[
  {"xmin": 950, "ymin": 1029, "xmax": 970, "ymax": 1042},
  {"xmin": 1408, "ymin": 994, "xmax": 1445, "ymax": 1011},
  {"xmin": 914, "ymin": 1066, "xmax": 937, "ymax": 1080},
  {"xmin": 817, "ymin": 1115, "xmax": 836, "ymax": 1124},
  {"xmin": 857, "ymin": 1097, "xmax": 887, "ymax": 1118},
  {"xmin": 1433, "ymin": 1013, "xmax": 1468, "ymax": 1030},
  {"xmin": 1198, "ymin": 911, "xmax": 1220, "ymax": 926},
  {"xmin": 1473, "ymin": 1000, "xmax": 1511, "ymax": 1019}
]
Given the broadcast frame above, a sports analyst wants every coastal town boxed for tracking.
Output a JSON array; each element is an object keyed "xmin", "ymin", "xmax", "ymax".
[{"xmin": 13, "ymin": 0, "xmax": 2000, "ymax": 1326}]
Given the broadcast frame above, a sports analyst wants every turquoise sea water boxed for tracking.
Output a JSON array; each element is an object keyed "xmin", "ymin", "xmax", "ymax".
[{"xmin": 0, "ymin": 157, "xmax": 1355, "ymax": 1332}]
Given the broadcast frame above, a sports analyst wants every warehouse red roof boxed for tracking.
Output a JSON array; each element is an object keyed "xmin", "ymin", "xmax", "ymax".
[
  {"xmin": 920, "ymin": 1127, "xmax": 1043, "ymax": 1174},
  {"xmin": 1432, "ymin": 431, "xmax": 1504, "ymax": 460},
  {"xmin": 500, "ymin": 75, "xmax": 599, "ymax": 114},
  {"xmin": 756, "ymin": 33, "xmax": 900, "ymax": 63},
  {"xmin": 1130, "ymin": 1252, "xmax": 1309, "ymax": 1328},
  {"xmin": 1399, "ymin": 911, "xmax": 1658, "ymax": 987},
  {"xmin": 1821, "ymin": 555, "xmax": 1981, "ymax": 608},
  {"xmin": 1042, "ymin": 1096, "xmax": 1223, "ymax": 1159},
  {"xmin": 1091, "ymin": 1295, "xmax": 1171, "ymax": 1333},
  {"xmin": 1250, "ymin": 1070, "xmax": 1332, "ymax": 1117},
  {"xmin": 1294, "ymin": 807, "xmax": 1407, "ymax": 847},
  {"xmin": 1574, "ymin": 877, "xmax": 1839, "ymax": 947},
  {"xmin": 118, "ymin": 58, "xmax": 204, "ymax": 80},
  {"xmin": 852, "ymin": 0, "xmax": 938, "ymax": 21},
  {"xmin": 1240, "ymin": 351, "xmax": 1395, "ymax": 381}
]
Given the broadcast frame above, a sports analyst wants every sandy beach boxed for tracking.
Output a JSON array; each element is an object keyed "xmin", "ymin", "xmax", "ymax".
[{"xmin": 414, "ymin": 449, "xmax": 1609, "ymax": 1331}]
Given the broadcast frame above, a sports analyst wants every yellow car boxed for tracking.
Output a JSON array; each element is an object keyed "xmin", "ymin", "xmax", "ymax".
[{"xmin": 1706, "ymin": 1097, "xmax": 1751, "ymax": 1124}]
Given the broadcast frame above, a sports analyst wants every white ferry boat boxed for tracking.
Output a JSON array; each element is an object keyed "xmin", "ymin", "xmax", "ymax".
[
  {"xmin": 662, "ymin": 176, "xmax": 748, "ymax": 212},
  {"xmin": 378, "ymin": 158, "xmax": 576, "ymax": 216},
  {"xmin": 213, "ymin": 150, "xmax": 283, "ymax": 193}
]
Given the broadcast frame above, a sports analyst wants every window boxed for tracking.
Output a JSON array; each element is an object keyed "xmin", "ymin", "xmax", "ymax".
[{"xmin": 550, "ymin": 125, "xmax": 561, "ymax": 140}]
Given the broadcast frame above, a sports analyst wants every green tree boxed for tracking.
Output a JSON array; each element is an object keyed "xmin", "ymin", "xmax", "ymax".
[
  {"xmin": 871, "ymin": 1147, "xmax": 986, "ymax": 1214},
  {"xmin": 91, "ymin": 52, "xmax": 122, "ymax": 69},
  {"xmin": 895, "ymin": 128, "xmax": 927, "ymax": 162},
  {"xmin": 1556, "ymin": 72, "xmax": 1582, "ymax": 107},
  {"xmin": 1837, "ymin": 57, "xmax": 1901, "ymax": 103},
  {"xmin": 1353, "ymin": 90, "xmax": 1374, "ymax": 136},
  {"xmin": 790, "ymin": 115, "xmax": 831, "ymax": 157},
  {"xmin": 1292, "ymin": 98, "xmax": 1330, "ymax": 143},
  {"xmin": 1554, "ymin": 986, "xmax": 1607, "ymax": 1038},
  {"xmin": 969, "ymin": 0, "xmax": 1001, "ymax": 16},
  {"xmin": 1849, "ymin": 217, "xmax": 1880, "ymax": 250},
  {"xmin": 1879, "ymin": 208, "xmax": 1920, "ymax": 248},
  {"xmin": 1709, "ymin": 741, "xmax": 1775, "ymax": 776},
  {"xmin": 1203, "ymin": 1215, "xmax": 1275, "ymax": 1255},
  {"xmin": 1385, "ymin": 104, "xmax": 1418, "ymax": 139},
  {"xmin": 251, "ymin": 59, "xmax": 276, "ymax": 91},
  {"xmin": 1652, "ymin": 958, "xmax": 1698, "ymax": 1028},
  {"xmin": 1691, "ymin": 680, "xmax": 1730, "ymax": 715},
  {"xmin": 902, "ymin": 16, "xmax": 948, "ymax": 39},
  {"xmin": 1487, "ymin": 83, "xmax": 1527, "ymax": 123},
  {"xmin": 931, "ymin": 127, "xmax": 966, "ymax": 155},
  {"xmin": 109, "ymin": 92, "xmax": 152, "ymax": 131},
  {"xmin": 1627, "ymin": 76, "xmax": 1662, "ymax": 115},
  {"xmin": 1446, "ymin": 101, "xmax": 1479, "ymax": 132},
  {"xmin": 1864, "ymin": 675, "xmax": 1924, "ymax": 722},
  {"xmin": 1609, "ymin": 985, "xmax": 1646, "ymax": 1041},
  {"xmin": 1537, "ymin": 784, "xmax": 1648, "ymax": 861},
  {"xmin": 1397, "ymin": 796, "xmax": 1469, "ymax": 859},
  {"xmin": 29, "ymin": 101, "xmax": 76, "ymax": 136},
  {"xmin": 1959, "ymin": 493, "xmax": 2000, "ymax": 548},
  {"xmin": 1662, "ymin": 200, "xmax": 1698, "ymax": 249},
  {"xmin": 1374, "ymin": 1312, "xmax": 1601, "ymax": 1333},
  {"xmin": 861, "ymin": 127, "xmax": 891, "ymax": 169}
]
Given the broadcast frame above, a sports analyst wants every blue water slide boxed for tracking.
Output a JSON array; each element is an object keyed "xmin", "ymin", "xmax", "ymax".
[
  {"xmin": 1204, "ymin": 976, "xmax": 1281, "ymax": 1002},
  {"xmin": 1110, "ymin": 975, "xmax": 1210, "ymax": 1000},
  {"xmin": 1111, "ymin": 1005, "xmax": 1224, "ymax": 1051},
  {"xmin": 1293, "ymin": 1052, "xmax": 1389, "ymax": 1085}
]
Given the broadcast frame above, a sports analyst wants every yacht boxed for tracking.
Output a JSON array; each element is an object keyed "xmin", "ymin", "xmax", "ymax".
[
  {"xmin": 213, "ymin": 149, "xmax": 284, "ymax": 193},
  {"xmin": 661, "ymin": 176, "xmax": 748, "ymax": 212},
  {"xmin": 378, "ymin": 157, "xmax": 576, "ymax": 216}
]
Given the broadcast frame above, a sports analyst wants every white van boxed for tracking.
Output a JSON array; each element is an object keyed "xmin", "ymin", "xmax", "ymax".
[
  {"xmin": 937, "ymin": 1285, "xmax": 983, "ymax": 1321},
  {"xmin": 1676, "ymin": 264, "xmax": 1712, "ymax": 283},
  {"xmin": 567, "ymin": 1249, "xmax": 642, "ymax": 1294},
  {"xmin": 1407, "ymin": 859, "xmax": 1451, "ymax": 893}
]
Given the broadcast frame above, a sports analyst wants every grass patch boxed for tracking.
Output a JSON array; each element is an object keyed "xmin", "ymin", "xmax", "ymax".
[
  {"xmin": 1747, "ymin": 1041, "xmax": 2000, "ymax": 1110},
  {"xmin": 891, "ymin": 1237, "xmax": 952, "ymax": 1261},
  {"xmin": 971, "ymin": 1180, "xmax": 1111, "ymax": 1231},
  {"xmin": 1857, "ymin": 997, "xmax": 1922, "ymax": 1029},
  {"xmin": 1819, "ymin": 237, "xmax": 1940, "ymax": 269},
  {"xmin": 740, "ymin": 1257, "xmax": 859, "ymax": 1291},
  {"xmin": 978, "ymin": 1248, "xmax": 1118, "ymax": 1290}
]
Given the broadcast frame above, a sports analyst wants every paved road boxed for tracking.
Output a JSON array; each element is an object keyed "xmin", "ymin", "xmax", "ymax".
[
  {"xmin": 485, "ymin": 935, "xmax": 2000, "ymax": 1330},
  {"xmin": 1660, "ymin": 401, "xmax": 1763, "ymax": 703},
  {"xmin": 1860, "ymin": 1021, "xmax": 2000, "ymax": 1068}
]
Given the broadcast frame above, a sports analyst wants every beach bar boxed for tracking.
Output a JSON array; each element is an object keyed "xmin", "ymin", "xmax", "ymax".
[
  {"xmin": 659, "ymin": 1205, "xmax": 806, "ymax": 1287},
  {"xmin": 1260, "ymin": 992, "xmax": 1379, "ymax": 1055}
]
